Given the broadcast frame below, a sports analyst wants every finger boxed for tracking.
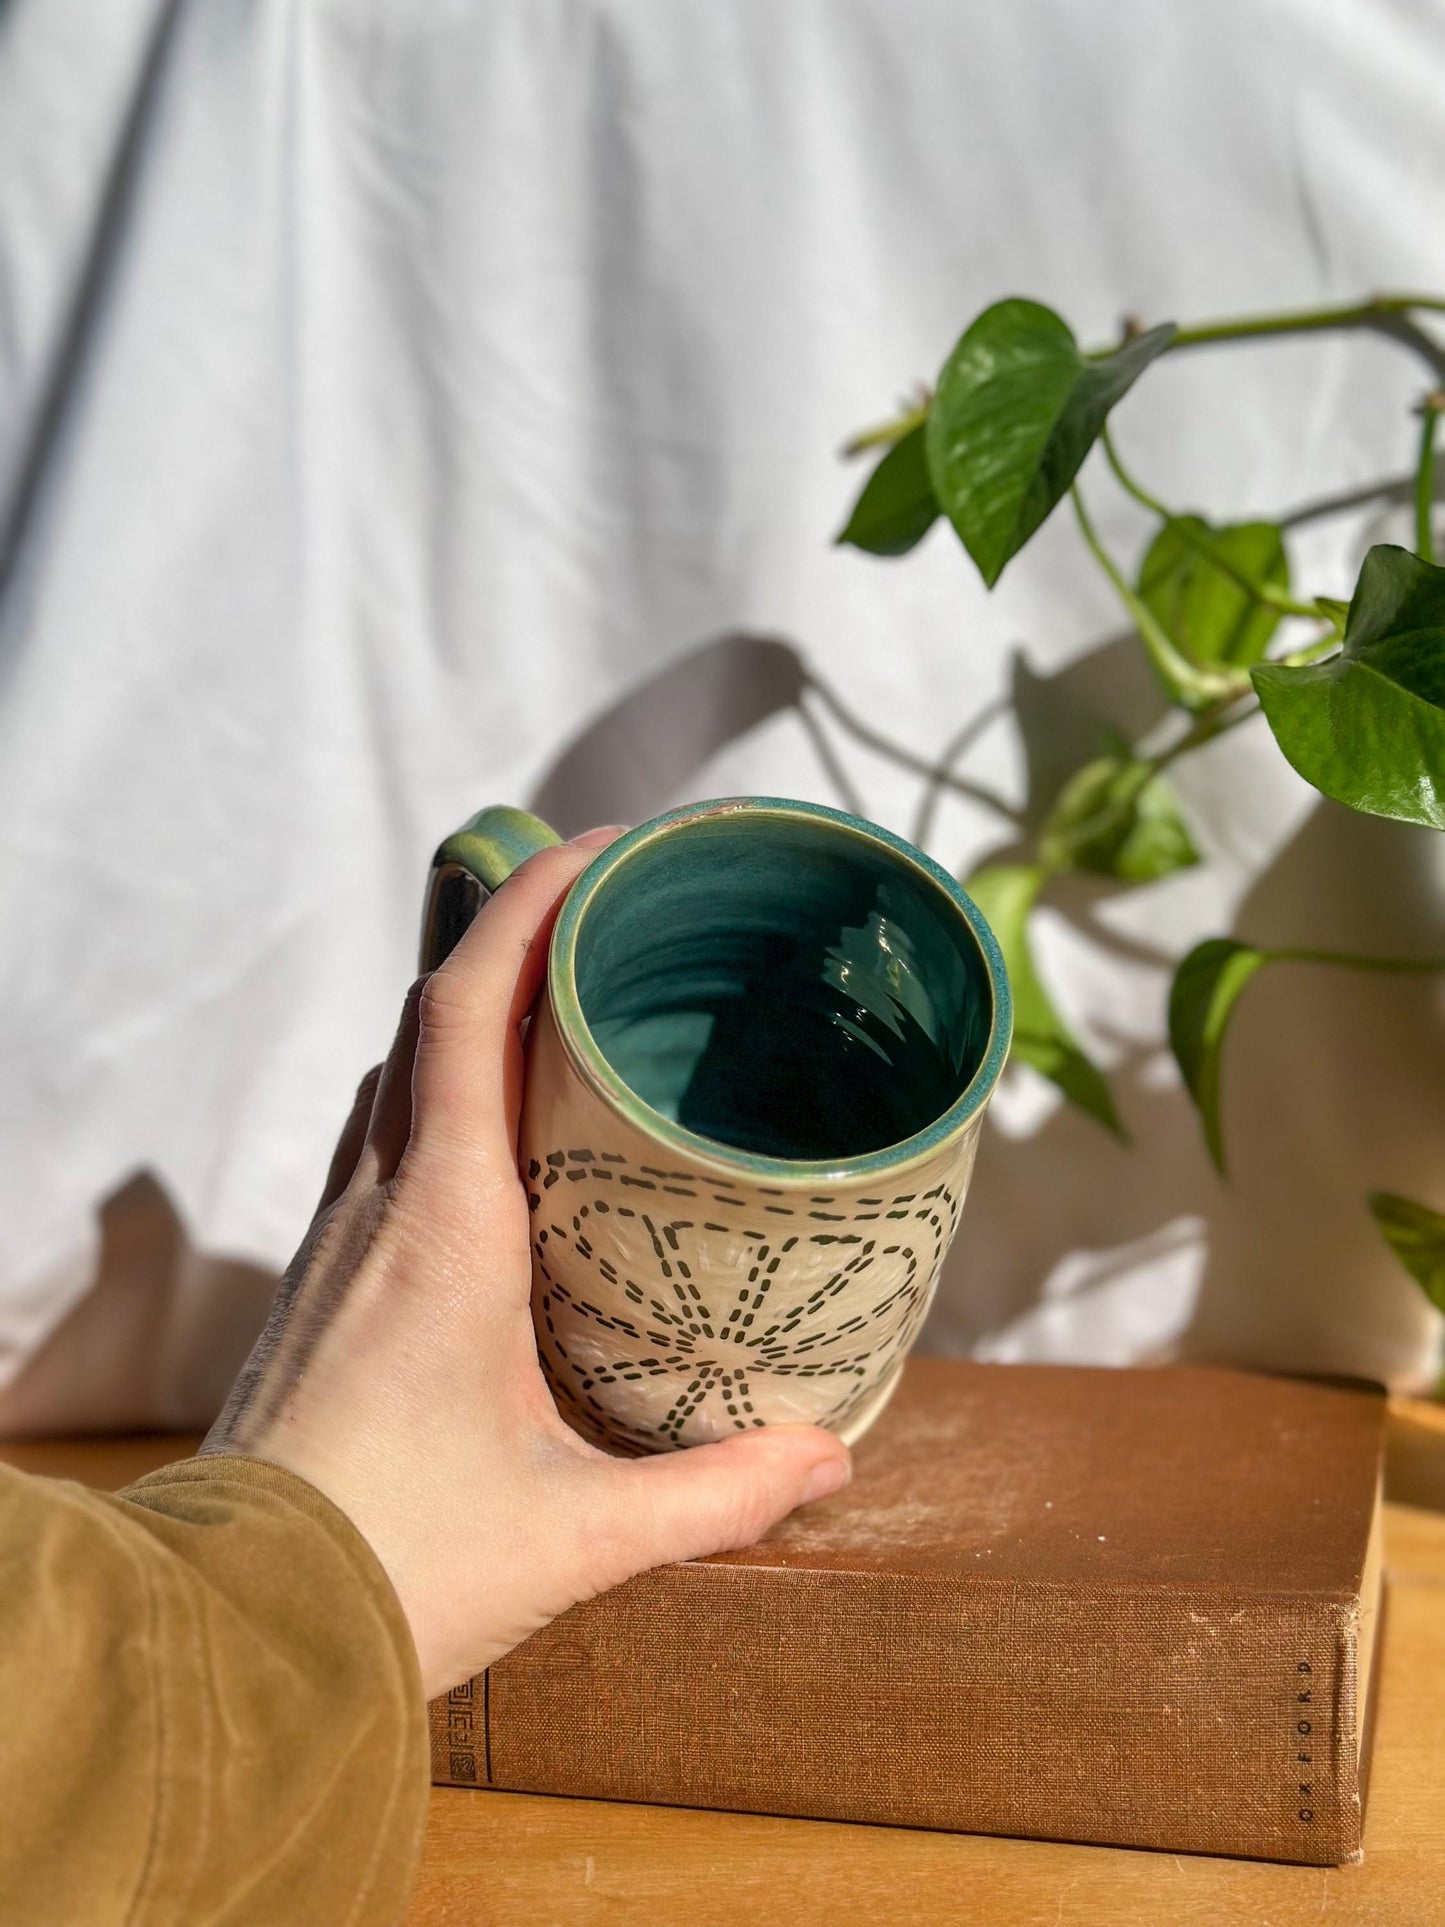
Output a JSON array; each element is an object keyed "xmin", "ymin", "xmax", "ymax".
[
  {"xmin": 362, "ymin": 975, "xmax": 427, "ymax": 1184},
  {"xmin": 316, "ymin": 1064, "xmax": 384, "ymax": 1213},
  {"xmin": 409, "ymin": 834, "xmax": 619, "ymax": 1168},
  {"xmin": 592, "ymin": 1426, "xmax": 852, "ymax": 1580},
  {"xmin": 498, "ymin": 827, "xmax": 622, "ymax": 1141}
]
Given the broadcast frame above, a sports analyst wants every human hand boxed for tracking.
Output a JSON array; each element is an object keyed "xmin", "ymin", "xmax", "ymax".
[{"xmin": 203, "ymin": 831, "xmax": 852, "ymax": 1698}]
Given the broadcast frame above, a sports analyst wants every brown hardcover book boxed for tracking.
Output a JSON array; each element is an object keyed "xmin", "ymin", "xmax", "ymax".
[{"xmin": 430, "ymin": 1359, "xmax": 1385, "ymax": 1864}]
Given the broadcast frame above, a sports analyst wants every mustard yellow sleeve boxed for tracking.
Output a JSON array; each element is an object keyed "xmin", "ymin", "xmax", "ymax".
[{"xmin": 0, "ymin": 1454, "xmax": 428, "ymax": 1927}]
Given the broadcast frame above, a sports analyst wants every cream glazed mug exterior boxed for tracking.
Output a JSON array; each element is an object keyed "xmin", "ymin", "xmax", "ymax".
[{"xmin": 421, "ymin": 798, "xmax": 1012, "ymax": 1456}]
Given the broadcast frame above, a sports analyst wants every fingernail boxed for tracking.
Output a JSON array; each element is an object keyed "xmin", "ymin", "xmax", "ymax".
[
  {"xmin": 800, "ymin": 1455, "xmax": 851, "ymax": 1505},
  {"xmin": 571, "ymin": 824, "xmax": 626, "ymax": 849}
]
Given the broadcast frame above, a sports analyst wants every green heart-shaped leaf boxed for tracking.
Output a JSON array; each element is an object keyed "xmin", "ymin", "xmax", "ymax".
[
  {"xmin": 835, "ymin": 423, "xmax": 940, "ymax": 556},
  {"xmin": 1369, "ymin": 1191, "xmax": 1445, "ymax": 1313},
  {"xmin": 1039, "ymin": 752, "xmax": 1200, "ymax": 882},
  {"xmin": 926, "ymin": 301, "xmax": 1175, "ymax": 588},
  {"xmin": 965, "ymin": 863, "xmax": 1124, "ymax": 1137},
  {"xmin": 1168, "ymin": 938, "xmax": 1270, "ymax": 1174},
  {"xmin": 1252, "ymin": 544, "xmax": 1445, "ymax": 830},
  {"xmin": 1138, "ymin": 517, "xmax": 1287, "ymax": 667}
]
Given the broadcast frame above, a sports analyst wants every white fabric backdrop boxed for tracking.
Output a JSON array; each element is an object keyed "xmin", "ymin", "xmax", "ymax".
[{"xmin": 1, "ymin": 0, "xmax": 1442, "ymax": 1429}]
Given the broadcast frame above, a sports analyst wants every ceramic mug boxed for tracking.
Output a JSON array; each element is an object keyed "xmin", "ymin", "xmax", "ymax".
[{"xmin": 421, "ymin": 797, "xmax": 1011, "ymax": 1455}]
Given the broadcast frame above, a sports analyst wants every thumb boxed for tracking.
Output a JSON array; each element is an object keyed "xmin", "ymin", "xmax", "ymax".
[{"xmin": 602, "ymin": 1426, "xmax": 852, "ymax": 1575}]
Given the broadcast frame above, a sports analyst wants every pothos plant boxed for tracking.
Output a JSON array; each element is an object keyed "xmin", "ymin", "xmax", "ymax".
[{"xmin": 837, "ymin": 292, "xmax": 1445, "ymax": 1348}]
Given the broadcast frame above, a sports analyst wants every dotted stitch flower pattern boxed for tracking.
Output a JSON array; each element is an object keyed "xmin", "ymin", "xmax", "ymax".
[{"xmin": 526, "ymin": 1148, "xmax": 963, "ymax": 1454}]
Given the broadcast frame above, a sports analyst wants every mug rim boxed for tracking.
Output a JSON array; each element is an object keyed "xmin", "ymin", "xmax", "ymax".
[{"xmin": 547, "ymin": 796, "xmax": 1013, "ymax": 1185}]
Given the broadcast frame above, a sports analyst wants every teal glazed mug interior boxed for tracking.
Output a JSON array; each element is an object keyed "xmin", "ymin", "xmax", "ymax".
[{"xmin": 421, "ymin": 797, "xmax": 1012, "ymax": 1455}]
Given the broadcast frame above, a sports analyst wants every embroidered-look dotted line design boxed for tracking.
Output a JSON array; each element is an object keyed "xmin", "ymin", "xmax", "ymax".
[{"xmin": 526, "ymin": 1148, "xmax": 963, "ymax": 1454}]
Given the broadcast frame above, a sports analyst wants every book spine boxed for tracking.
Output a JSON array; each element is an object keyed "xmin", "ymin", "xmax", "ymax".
[{"xmin": 428, "ymin": 1564, "xmax": 1361, "ymax": 1865}]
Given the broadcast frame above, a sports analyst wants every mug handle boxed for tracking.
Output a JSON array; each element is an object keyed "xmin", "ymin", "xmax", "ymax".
[{"xmin": 419, "ymin": 806, "xmax": 562, "ymax": 971}]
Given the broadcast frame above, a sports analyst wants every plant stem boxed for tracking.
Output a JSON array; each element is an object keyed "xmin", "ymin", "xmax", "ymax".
[
  {"xmin": 1278, "ymin": 471, "xmax": 1415, "ymax": 531},
  {"xmin": 1416, "ymin": 400, "xmax": 1440, "ymax": 564},
  {"xmin": 840, "ymin": 399, "xmax": 930, "ymax": 459},
  {"xmin": 1146, "ymin": 696, "xmax": 1261, "ymax": 775},
  {"xmin": 1069, "ymin": 486, "xmax": 1247, "ymax": 708},
  {"xmin": 1162, "ymin": 297, "xmax": 1445, "ymax": 388},
  {"xmin": 1100, "ymin": 429, "xmax": 1337, "ymax": 622},
  {"xmin": 1098, "ymin": 294, "xmax": 1445, "ymax": 387},
  {"xmin": 1275, "ymin": 631, "xmax": 1343, "ymax": 669},
  {"xmin": 1168, "ymin": 293, "xmax": 1445, "ymax": 347},
  {"xmin": 1097, "ymin": 427, "xmax": 1172, "ymax": 520}
]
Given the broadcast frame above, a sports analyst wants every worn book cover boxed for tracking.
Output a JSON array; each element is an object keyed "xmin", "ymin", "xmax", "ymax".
[{"xmin": 430, "ymin": 1359, "xmax": 1385, "ymax": 1864}]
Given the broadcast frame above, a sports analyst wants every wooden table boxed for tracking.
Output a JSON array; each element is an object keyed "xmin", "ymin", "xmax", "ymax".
[{"xmin": 8, "ymin": 1419, "xmax": 1443, "ymax": 1927}]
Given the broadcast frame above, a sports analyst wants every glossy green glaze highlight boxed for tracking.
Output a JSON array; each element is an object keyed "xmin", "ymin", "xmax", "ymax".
[
  {"xmin": 436, "ymin": 806, "xmax": 561, "ymax": 888},
  {"xmin": 420, "ymin": 807, "xmax": 561, "ymax": 972},
  {"xmin": 549, "ymin": 799, "xmax": 1011, "ymax": 1184}
]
